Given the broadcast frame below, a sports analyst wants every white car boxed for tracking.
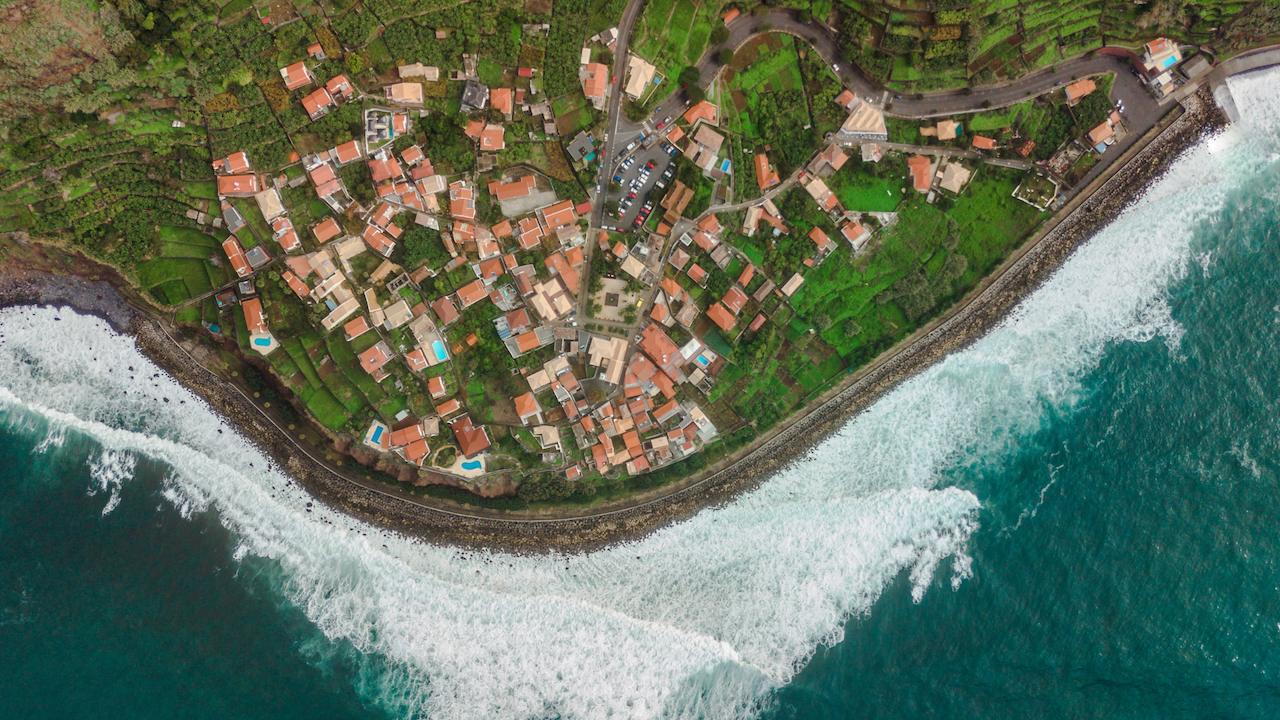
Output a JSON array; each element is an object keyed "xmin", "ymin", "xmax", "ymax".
[{"xmin": 832, "ymin": 63, "xmax": 839, "ymax": 72}]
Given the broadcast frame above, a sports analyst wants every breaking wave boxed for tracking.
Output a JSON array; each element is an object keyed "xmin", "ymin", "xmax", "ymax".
[{"xmin": 0, "ymin": 67, "xmax": 1275, "ymax": 720}]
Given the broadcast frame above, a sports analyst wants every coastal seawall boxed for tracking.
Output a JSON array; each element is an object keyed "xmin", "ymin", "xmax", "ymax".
[{"xmin": 1, "ymin": 89, "xmax": 1227, "ymax": 554}]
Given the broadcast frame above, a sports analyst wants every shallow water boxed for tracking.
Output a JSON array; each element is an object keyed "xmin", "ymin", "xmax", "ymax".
[{"xmin": 1, "ymin": 69, "xmax": 1278, "ymax": 719}]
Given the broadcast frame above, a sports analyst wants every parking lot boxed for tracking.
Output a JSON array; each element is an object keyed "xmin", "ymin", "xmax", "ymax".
[{"xmin": 604, "ymin": 138, "xmax": 676, "ymax": 232}]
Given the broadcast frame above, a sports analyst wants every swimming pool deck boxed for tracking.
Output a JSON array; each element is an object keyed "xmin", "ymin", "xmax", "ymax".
[
  {"xmin": 440, "ymin": 451, "xmax": 486, "ymax": 478},
  {"xmin": 249, "ymin": 332, "xmax": 278, "ymax": 356}
]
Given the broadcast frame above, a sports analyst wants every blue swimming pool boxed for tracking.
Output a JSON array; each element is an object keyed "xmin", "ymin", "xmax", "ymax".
[
  {"xmin": 461, "ymin": 460, "xmax": 482, "ymax": 470},
  {"xmin": 431, "ymin": 340, "xmax": 447, "ymax": 362},
  {"xmin": 253, "ymin": 337, "xmax": 272, "ymax": 347},
  {"xmin": 370, "ymin": 427, "xmax": 384, "ymax": 444},
  {"xmin": 696, "ymin": 355, "xmax": 709, "ymax": 367}
]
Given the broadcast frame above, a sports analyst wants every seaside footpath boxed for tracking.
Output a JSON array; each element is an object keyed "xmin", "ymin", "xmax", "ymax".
[{"xmin": 0, "ymin": 88, "xmax": 1227, "ymax": 554}]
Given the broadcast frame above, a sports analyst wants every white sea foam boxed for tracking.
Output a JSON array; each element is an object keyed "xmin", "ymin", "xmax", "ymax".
[
  {"xmin": 87, "ymin": 448, "xmax": 135, "ymax": 515},
  {"xmin": 0, "ymin": 68, "xmax": 1275, "ymax": 720}
]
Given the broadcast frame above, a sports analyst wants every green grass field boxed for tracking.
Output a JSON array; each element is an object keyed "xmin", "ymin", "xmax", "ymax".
[{"xmin": 828, "ymin": 165, "xmax": 903, "ymax": 213}]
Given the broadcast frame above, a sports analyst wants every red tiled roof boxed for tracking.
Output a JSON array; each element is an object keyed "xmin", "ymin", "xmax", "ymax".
[
  {"xmin": 283, "ymin": 271, "xmax": 309, "ymax": 297},
  {"xmin": 301, "ymin": 87, "xmax": 332, "ymax": 118},
  {"xmin": 428, "ymin": 376, "xmax": 447, "ymax": 398},
  {"xmin": 217, "ymin": 174, "xmax": 259, "ymax": 196},
  {"xmin": 492, "ymin": 87, "xmax": 513, "ymax": 114},
  {"xmin": 242, "ymin": 298, "xmax": 267, "ymax": 334},
  {"xmin": 754, "ymin": 154, "xmax": 779, "ymax": 189},
  {"xmin": 343, "ymin": 316, "xmax": 371, "ymax": 340},
  {"xmin": 325, "ymin": 74, "xmax": 352, "ymax": 97},
  {"xmin": 450, "ymin": 415, "xmax": 492, "ymax": 457},
  {"xmin": 722, "ymin": 286, "xmax": 747, "ymax": 315},
  {"xmin": 309, "ymin": 163, "xmax": 336, "ymax": 186},
  {"xmin": 478, "ymin": 257, "xmax": 505, "ymax": 282},
  {"xmin": 488, "ymin": 175, "xmax": 536, "ymax": 201},
  {"xmin": 432, "ymin": 295, "xmax": 460, "ymax": 325},
  {"xmin": 514, "ymin": 392, "xmax": 540, "ymax": 418},
  {"xmin": 541, "ymin": 200, "xmax": 577, "ymax": 229},
  {"xmin": 222, "ymin": 238, "xmax": 251, "ymax": 277},
  {"xmin": 809, "ymin": 226, "xmax": 835, "ymax": 253},
  {"xmin": 908, "ymin": 156, "xmax": 931, "ymax": 193},
  {"xmin": 313, "ymin": 217, "xmax": 341, "ymax": 243},
  {"xmin": 390, "ymin": 423, "xmax": 425, "ymax": 447},
  {"xmin": 404, "ymin": 438, "xmax": 429, "ymax": 463},
  {"xmin": 457, "ymin": 279, "xmax": 487, "ymax": 308},
  {"xmin": 404, "ymin": 348, "xmax": 429, "ymax": 372},
  {"xmin": 479, "ymin": 124, "xmax": 505, "ymax": 151},
  {"xmin": 682, "ymin": 100, "xmax": 717, "ymax": 126},
  {"xmin": 334, "ymin": 140, "xmax": 361, "ymax": 164},
  {"xmin": 281, "ymin": 61, "xmax": 311, "ymax": 90},
  {"xmin": 972, "ymin": 135, "xmax": 997, "ymax": 150},
  {"xmin": 545, "ymin": 252, "xmax": 580, "ymax": 294},
  {"xmin": 583, "ymin": 63, "xmax": 608, "ymax": 99},
  {"xmin": 707, "ymin": 302, "xmax": 735, "ymax": 331},
  {"xmin": 359, "ymin": 343, "xmax": 392, "ymax": 377}
]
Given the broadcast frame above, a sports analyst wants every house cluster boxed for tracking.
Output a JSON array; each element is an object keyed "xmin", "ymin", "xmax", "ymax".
[
  {"xmin": 561, "ymin": 324, "xmax": 718, "ymax": 477},
  {"xmin": 281, "ymin": 60, "xmax": 358, "ymax": 122}
]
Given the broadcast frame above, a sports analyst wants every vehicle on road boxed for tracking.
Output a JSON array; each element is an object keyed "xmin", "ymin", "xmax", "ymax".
[{"xmin": 832, "ymin": 63, "xmax": 839, "ymax": 71}]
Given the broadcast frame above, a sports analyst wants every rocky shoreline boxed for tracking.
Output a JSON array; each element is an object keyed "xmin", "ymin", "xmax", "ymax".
[{"xmin": 0, "ymin": 89, "xmax": 1226, "ymax": 554}]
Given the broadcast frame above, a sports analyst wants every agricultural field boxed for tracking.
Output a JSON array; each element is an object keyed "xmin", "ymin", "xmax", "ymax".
[
  {"xmin": 721, "ymin": 35, "xmax": 820, "ymax": 177},
  {"xmin": 836, "ymin": 0, "xmax": 1276, "ymax": 92}
]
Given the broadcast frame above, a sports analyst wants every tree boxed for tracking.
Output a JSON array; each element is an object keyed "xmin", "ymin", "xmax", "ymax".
[
  {"xmin": 345, "ymin": 53, "xmax": 363, "ymax": 75},
  {"xmin": 687, "ymin": 85, "xmax": 705, "ymax": 103},
  {"xmin": 710, "ymin": 26, "xmax": 730, "ymax": 44},
  {"xmin": 843, "ymin": 319, "xmax": 862, "ymax": 337},
  {"xmin": 678, "ymin": 66, "xmax": 701, "ymax": 86},
  {"xmin": 814, "ymin": 313, "xmax": 832, "ymax": 331},
  {"xmin": 717, "ymin": 49, "xmax": 734, "ymax": 65}
]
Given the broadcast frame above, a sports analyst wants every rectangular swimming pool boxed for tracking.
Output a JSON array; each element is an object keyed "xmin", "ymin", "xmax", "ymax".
[
  {"xmin": 371, "ymin": 427, "xmax": 384, "ymax": 444},
  {"xmin": 431, "ymin": 340, "xmax": 447, "ymax": 362}
]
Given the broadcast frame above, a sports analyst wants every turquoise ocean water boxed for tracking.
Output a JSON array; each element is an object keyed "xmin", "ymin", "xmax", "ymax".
[{"xmin": 2, "ymin": 69, "xmax": 1280, "ymax": 718}]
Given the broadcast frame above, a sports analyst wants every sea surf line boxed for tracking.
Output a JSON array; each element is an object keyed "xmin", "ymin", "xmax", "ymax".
[{"xmin": 0, "ymin": 67, "xmax": 1276, "ymax": 720}]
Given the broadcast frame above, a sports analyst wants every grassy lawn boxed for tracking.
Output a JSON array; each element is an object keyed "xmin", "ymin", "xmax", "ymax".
[
  {"xmin": 827, "ymin": 164, "xmax": 903, "ymax": 213},
  {"xmin": 946, "ymin": 167, "xmax": 1045, "ymax": 285},
  {"xmin": 306, "ymin": 387, "xmax": 352, "ymax": 430},
  {"xmin": 136, "ymin": 257, "xmax": 215, "ymax": 305},
  {"xmin": 188, "ymin": 181, "xmax": 219, "ymax": 200},
  {"xmin": 478, "ymin": 58, "xmax": 504, "ymax": 88},
  {"xmin": 159, "ymin": 225, "xmax": 219, "ymax": 246}
]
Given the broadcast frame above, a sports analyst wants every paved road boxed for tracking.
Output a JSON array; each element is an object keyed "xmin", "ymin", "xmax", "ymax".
[
  {"xmin": 641, "ymin": 9, "xmax": 1162, "ymax": 129},
  {"xmin": 580, "ymin": 0, "xmax": 648, "ymax": 320}
]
